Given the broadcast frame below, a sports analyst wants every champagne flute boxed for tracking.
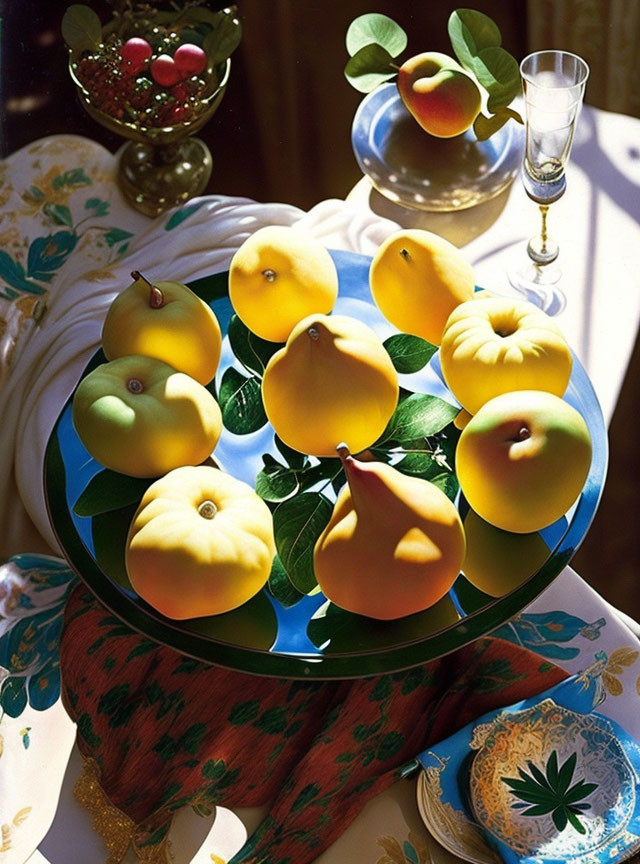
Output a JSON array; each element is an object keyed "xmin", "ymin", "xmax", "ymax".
[{"xmin": 508, "ymin": 50, "xmax": 589, "ymax": 314}]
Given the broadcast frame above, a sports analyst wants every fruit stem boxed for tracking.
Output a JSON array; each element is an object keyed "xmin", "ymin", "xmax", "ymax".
[
  {"xmin": 336, "ymin": 442, "xmax": 351, "ymax": 462},
  {"xmin": 400, "ymin": 248, "xmax": 411, "ymax": 261},
  {"xmin": 126, "ymin": 377, "xmax": 144, "ymax": 394},
  {"xmin": 198, "ymin": 500, "xmax": 217, "ymax": 519},
  {"xmin": 131, "ymin": 270, "xmax": 165, "ymax": 309},
  {"xmin": 262, "ymin": 269, "xmax": 277, "ymax": 282}
]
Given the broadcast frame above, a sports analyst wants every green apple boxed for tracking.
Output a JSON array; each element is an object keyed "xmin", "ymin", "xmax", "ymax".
[
  {"xmin": 72, "ymin": 355, "xmax": 222, "ymax": 477},
  {"xmin": 397, "ymin": 51, "xmax": 482, "ymax": 138},
  {"xmin": 456, "ymin": 390, "xmax": 592, "ymax": 533},
  {"xmin": 440, "ymin": 295, "xmax": 573, "ymax": 415},
  {"xmin": 102, "ymin": 271, "xmax": 221, "ymax": 385}
]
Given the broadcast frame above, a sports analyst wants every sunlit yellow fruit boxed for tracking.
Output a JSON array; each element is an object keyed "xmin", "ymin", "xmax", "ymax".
[
  {"xmin": 262, "ymin": 313, "xmax": 399, "ymax": 457},
  {"xmin": 102, "ymin": 272, "xmax": 221, "ymax": 385},
  {"xmin": 462, "ymin": 509, "xmax": 550, "ymax": 596},
  {"xmin": 72, "ymin": 355, "xmax": 221, "ymax": 477},
  {"xmin": 440, "ymin": 296, "xmax": 572, "ymax": 415},
  {"xmin": 370, "ymin": 229, "xmax": 475, "ymax": 346},
  {"xmin": 314, "ymin": 452, "xmax": 465, "ymax": 619},
  {"xmin": 456, "ymin": 390, "xmax": 592, "ymax": 533},
  {"xmin": 397, "ymin": 52, "xmax": 482, "ymax": 138},
  {"xmin": 125, "ymin": 466, "xmax": 276, "ymax": 619},
  {"xmin": 228, "ymin": 226, "xmax": 339, "ymax": 342}
]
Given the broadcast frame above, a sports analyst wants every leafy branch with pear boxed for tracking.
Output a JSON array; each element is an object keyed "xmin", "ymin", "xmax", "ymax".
[{"xmin": 345, "ymin": 8, "xmax": 523, "ymax": 140}]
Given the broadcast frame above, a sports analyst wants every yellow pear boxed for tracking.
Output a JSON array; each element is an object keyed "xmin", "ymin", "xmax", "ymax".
[
  {"xmin": 261, "ymin": 313, "xmax": 399, "ymax": 457},
  {"xmin": 369, "ymin": 229, "xmax": 475, "ymax": 346},
  {"xmin": 102, "ymin": 271, "xmax": 221, "ymax": 386},
  {"xmin": 314, "ymin": 447, "xmax": 466, "ymax": 619},
  {"xmin": 229, "ymin": 225, "xmax": 339, "ymax": 342}
]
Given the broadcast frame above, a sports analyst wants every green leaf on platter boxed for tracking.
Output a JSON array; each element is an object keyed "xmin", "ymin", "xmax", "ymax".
[
  {"xmin": 268, "ymin": 555, "xmax": 305, "ymax": 608},
  {"xmin": 62, "ymin": 4, "xmax": 102, "ymax": 54},
  {"xmin": 345, "ymin": 13, "xmax": 407, "ymax": 59},
  {"xmin": 227, "ymin": 314, "xmax": 282, "ymax": 378},
  {"xmin": 345, "ymin": 43, "xmax": 397, "ymax": 93},
  {"xmin": 24, "ymin": 185, "xmax": 45, "ymax": 203},
  {"xmin": 218, "ymin": 367, "xmax": 268, "ymax": 435},
  {"xmin": 394, "ymin": 452, "xmax": 458, "ymax": 500},
  {"xmin": 273, "ymin": 492, "xmax": 333, "ymax": 594},
  {"xmin": 203, "ymin": 9, "xmax": 243, "ymax": 64},
  {"xmin": 274, "ymin": 435, "xmax": 308, "ymax": 469},
  {"xmin": 448, "ymin": 8, "xmax": 501, "ymax": 72},
  {"xmin": 379, "ymin": 394, "xmax": 459, "ymax": 446},
  {"xmin": 27, "ymin": 231, "xmax": 78, "ymax": 280},
  {"xmin": 472, "ymin": 46, "xmax": 521, "ymax": 112},
  {"xmin": 473, "ymin": 104, "xmax": 523, "ymax": 141},
  {"xmin": 92, "ymin": 504, "xmax": 138, "ymax": 591},
  {"xmin": 255, "ymin": 460, "xmax": 299, "ymax": 503},
  {"xmin": 383, "ymin": 333, "xmax": 437, "ymax": 374},
  {"xmin": 85, "ymin": 197, "xmax": 111, "ymax": 217},
  {"xmin": 73, "ymin": 470, "xmax": 152, "ymax": 517},
  {"xmin": 43, "ymin": 203, "xmax": 73, "ymax": 228}
]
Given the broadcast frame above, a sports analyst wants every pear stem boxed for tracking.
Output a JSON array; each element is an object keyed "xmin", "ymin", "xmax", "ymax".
[
  {"xmin": 336, "ymin": 442, "xmax": 351, "ymax": 462},
  {"xmin": 400, "ymin": 248, "xmax": 411, "ymax": 261},
  {"xmin": 131, "ymin": 270, "xmax": 165, "ymax": 309}
]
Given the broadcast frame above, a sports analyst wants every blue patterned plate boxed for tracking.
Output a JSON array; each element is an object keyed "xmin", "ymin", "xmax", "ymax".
[{"xmin": 417, "ymin": 673, "xmax": 640, "ymax": 863}]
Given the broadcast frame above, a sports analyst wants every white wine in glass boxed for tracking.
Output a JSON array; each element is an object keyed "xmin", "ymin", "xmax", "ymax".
[{"xmin": 509, "ymin": 50, "xmax": 589, "ymax": 315}]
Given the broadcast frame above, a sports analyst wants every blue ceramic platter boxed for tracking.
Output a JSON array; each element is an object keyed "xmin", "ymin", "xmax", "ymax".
[{"xmin": 44, "ymin": 250, "xmax": 607, "ymax": 678}]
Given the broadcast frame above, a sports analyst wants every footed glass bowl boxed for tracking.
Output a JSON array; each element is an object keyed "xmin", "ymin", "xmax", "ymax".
[
  {"xmin": 44, "ymin": 251, "xmax": 607, "ymax": 679},
  {"xmin": 69, "ymin": 53, "xmax": 230, "ymax": 217}
]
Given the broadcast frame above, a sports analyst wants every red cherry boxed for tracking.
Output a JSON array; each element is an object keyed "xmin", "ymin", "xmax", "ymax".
[
  {"xmin": 150, "ymin": 54, "xmax": 183, "ymax": 87},
  {"xmin": 120, "ymin": 37, "xmax": 153, "ymax": 64},
  {"xmin": 174, "ymin": 43, "xmax": 207, "ymax": 76}
]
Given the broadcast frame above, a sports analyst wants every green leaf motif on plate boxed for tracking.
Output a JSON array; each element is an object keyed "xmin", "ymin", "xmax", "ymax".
[
  {"xmin": 384, "ymin": 333, "xmax": 437, "ymax": 373},
  {"xmin": 103, "ymin": 228, "xmax": 134, "ymax": 248},
  {"xmin": 0, "ymin": 251, "xmax": 46, "ymax": 297},
  {"xmin": 345, "ymin": 43, "xmax": 397, "ymax": 93},
  {"xmin": 273, "ymin": 492, "xmax": 333, "ymax": 593},
  {"xmin": 165, "ymin": 201, "xmax": 206, "ymax": 231},
  {"xmin": 345, "ymin": 13, "xmax": 407, "ymax": 58},
  {"xmin": 503, "ymin": 750, "xmax": 598, "ymax": 835},
  {"xmin": 219, "ymin": 367, "xmax": 268, "ymax": 434},
  {"xmin": 227, "ymin": 313, "xmax": 282, "ymax": 378}
]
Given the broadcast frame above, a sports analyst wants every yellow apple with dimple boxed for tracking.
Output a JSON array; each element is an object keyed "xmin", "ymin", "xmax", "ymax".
[
  {"xmin": 440, "ymin": 296, "xmax": 573, "ymax": 415},
  {"xmin": 125, "ymin": 465, "xmax": 276, "ymax": 619},
  {"xmin": 456, "ymin": 390, "xmax": 592, "ymax": 534},
  {"xmin": 229, "ymin": 226, "xmax": 339, "ymax": 342},
  {"xmin": 72, "ymin": 355, "xmax": 222, "ymax": 477},
  {"xmin": 102, "ymin": 271, "xmax": 221, "ymax": 385},
  {"xmin": 370, "ymin": 229, "xmax": 475, "ymax": 346},
  {"xmin": 261, "ymin": 313, "xmax": 398, "ymax": 457}
]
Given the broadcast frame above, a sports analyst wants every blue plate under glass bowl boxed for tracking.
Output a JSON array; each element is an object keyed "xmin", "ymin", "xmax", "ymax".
[
  {"xmin": 44, "ymin": 250, "xmax": 607, "ymax": 679},
  {"xmin": 352, "ymin": 82, "xmax": 525, "ymax": 212}
]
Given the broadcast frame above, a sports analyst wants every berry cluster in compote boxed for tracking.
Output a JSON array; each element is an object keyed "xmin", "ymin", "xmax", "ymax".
[{"xmin": 73, "ymin": 27, "xmax": 212, "ymax": 127}]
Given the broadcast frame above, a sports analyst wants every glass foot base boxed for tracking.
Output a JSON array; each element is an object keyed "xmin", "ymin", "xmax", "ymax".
[
  {"xmin": 507, "ymin": 260, "xmax": 566, "ymax": 316},
  {"xmin": 118, "ymin": 137, "xmax": 213, "ymax": 218}
]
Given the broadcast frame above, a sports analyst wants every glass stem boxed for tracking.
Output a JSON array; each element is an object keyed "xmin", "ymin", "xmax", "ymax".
[{"xmin": 539, "ymin": 204, "xmax": 549, "ymax": 255}]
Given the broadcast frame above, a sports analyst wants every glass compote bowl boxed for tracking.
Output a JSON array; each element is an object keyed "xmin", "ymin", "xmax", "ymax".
[
  {"xmin": 69, "ymin": 52, "xmax": 230, "ymax": 217},
  {"xmin": 508, "ymin": 50, "xmax": 589, "ymax": 315}
]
